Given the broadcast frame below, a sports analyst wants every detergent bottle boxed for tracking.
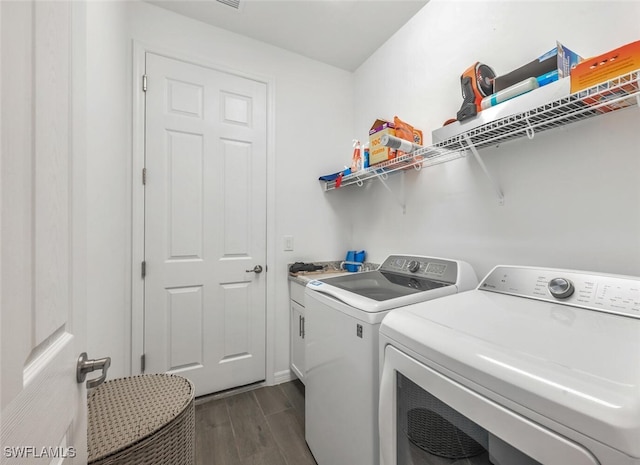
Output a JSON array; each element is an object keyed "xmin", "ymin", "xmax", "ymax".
[{"xmin": 350, "ymin": 139, "xmax": 362, "ymax": 173}]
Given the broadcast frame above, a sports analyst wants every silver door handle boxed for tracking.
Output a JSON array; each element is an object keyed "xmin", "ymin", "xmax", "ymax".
[
  {"xmin": 77, "ymin": 352, "xmax": 111, "ymax": 389},
  {"xmin": 245, "ymin": 265, "xmax": 263, "ymax": 273}
]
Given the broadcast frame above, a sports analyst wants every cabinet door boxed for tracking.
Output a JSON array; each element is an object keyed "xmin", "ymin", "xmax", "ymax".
[
  {"xmin": 290, "ymin": 280, "xmax": 306, "ymax": 306},
  {"xmin": 290, "ymin": 300, "xmax": 305, "ymax": 383}
]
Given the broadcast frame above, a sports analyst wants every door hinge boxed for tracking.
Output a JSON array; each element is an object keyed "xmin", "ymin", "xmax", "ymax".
[
  {"xmin": 142, "ymin": 74, "xmax": 147, "ymax": 92},
  {"xmin": 141, "ymin": 260, "xmax": 146, "ymax": 278},
  {"xmin": 142, "ymin": 167, "xmax": 147, "ymax": 185},
  {"xmin": 141, "ymin": 354, "xmax": 146, "ymax": 373}
]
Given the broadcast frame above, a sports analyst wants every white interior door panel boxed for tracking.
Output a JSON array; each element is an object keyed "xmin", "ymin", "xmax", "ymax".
[
  {"xmin": 1, "ymin": 1, "xmax": 88, "ymax": 462},
  {"xmin": 144, "ymin": 53, "xmax": 267, "ymax": 396}
]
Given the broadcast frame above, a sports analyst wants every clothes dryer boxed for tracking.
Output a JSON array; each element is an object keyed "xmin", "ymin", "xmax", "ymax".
[{"xmin": 379, "ymin": 265, "xmax": 640, "ymax": 465}]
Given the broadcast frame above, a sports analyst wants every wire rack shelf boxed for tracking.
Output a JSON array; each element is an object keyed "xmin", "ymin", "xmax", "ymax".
[{"xmin": 322, "ymin": 69, "xmax": 640, "ymax": 193}]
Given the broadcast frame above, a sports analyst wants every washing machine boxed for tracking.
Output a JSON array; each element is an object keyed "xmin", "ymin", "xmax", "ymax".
[
  {"xmin": 379, "ymin": 265, "xmax": 640, "ymax": 465},
  {"xmin": 304, "ymin": 254, "xmax": 478, "ymax": 465}
]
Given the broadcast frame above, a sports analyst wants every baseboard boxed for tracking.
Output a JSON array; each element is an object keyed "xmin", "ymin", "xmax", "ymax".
[
  {"xmin": 273, "ymin": 369, "xmax": 295, "ymax": 385},
  {"xmin": 195, "ymin": 370, "xmax": 297, "ymax": 405}
]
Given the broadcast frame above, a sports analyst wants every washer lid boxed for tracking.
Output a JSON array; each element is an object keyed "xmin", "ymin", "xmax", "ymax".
[
  {"xmin": 305, "ymin": 255, "xmax": 478, "ymax": 313},
  {"xmin": 319, "ymin": 270, "xmax": 450, "ymax": 300},
  {"xmin": 306, "ymin": 275, "xmax": 456, "ymax": 313},
  {"xmin": 380, "ymin": 288, "xmax": 640, "ymax": 458}
]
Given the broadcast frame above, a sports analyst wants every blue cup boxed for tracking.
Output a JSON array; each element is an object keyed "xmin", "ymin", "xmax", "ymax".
[
  {"xmin": 345, "ymin": 251, "xmax": 356, "ymax": 272},
  {"xmin": 345, "ymin": 250, "xmax": 366, "ymax": 272}
]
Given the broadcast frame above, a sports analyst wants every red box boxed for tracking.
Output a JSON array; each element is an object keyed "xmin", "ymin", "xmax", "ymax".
[{"xmin": 570, "ymin": 40, "xmax": 640, "ymax": 93}]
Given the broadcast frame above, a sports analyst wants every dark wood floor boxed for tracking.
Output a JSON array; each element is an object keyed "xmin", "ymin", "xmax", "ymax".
[{"xmin": 195, "ymin": 379, "xmax": 317, "ymax": 465}]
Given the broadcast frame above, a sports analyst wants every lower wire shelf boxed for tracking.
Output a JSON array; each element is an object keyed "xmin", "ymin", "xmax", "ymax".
[{"xmin": 321, "ymin": 146, "xmax": 464, "ymax": 191}]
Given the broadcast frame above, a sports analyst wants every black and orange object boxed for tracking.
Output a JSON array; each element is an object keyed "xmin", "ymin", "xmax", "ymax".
[{"xmin": 457, "ymin": 62, "xmax": 496, "ymax": 122}]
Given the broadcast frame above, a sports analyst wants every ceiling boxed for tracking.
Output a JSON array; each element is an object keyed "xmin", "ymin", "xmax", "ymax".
[{"xmin": 146, "ymin": 0, "xmax": 429, "ymax": 71}]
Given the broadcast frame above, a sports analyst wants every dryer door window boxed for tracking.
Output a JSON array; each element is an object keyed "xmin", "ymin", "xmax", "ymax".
[
  {"xmin": 396, "ymin": 373, "xmax": 539, "ymax": 465},
  {"xmin": 379, "ymin": 346, "xmax": 600, "ymax": 465}
]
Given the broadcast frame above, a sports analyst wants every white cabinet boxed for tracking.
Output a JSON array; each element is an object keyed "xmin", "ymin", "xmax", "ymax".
[
  {"xmin": 290, "ymin": 300, "xmax": 305, "ymax": 382},
  {"xmin": 289, "ymin": 281, "xmax": 306, "ymax": 383}
]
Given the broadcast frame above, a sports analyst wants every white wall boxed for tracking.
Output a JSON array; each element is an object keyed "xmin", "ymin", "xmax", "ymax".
[
  {"xmin": 86, "ymin": 0, "xmax": 640, "ymax": 383},
  {"xmin": 86, "ymin": 1, "xmax": 132, "ymax": 379},
  {"xmin": 85, "ymin": 1, "xmax": 354, "ymax": 379},
  {"xmin": 351, "ymin": 0, "xmax": 640, "ymax": 279}
]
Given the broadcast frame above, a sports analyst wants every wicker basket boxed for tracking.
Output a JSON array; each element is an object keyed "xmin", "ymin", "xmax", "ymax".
[{"xmin": 88, "ymin": 374, "xmax": 195, "ymax": 465}]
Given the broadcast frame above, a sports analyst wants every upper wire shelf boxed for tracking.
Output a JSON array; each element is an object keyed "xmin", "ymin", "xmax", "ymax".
[{"xmin": 322, "ymin": 69, "xmax": 640, "ymax": 192}]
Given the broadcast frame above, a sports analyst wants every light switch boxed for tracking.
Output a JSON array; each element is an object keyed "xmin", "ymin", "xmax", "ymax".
[{"xmin": 284, "ymin": 235, "xmax": 294, "ymax": 251}]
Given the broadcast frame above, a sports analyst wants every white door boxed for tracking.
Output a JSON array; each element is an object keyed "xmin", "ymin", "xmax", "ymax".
[
  {"xmin": 144, "ymin": 53, "xmax": 267, "ymax": 397},
  {"xmin": 1, "ymin": 1, "xmax": 89, "ymax": 463}
]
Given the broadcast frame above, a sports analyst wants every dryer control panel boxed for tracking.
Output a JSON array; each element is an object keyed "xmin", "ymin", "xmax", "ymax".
[{"xmin": 480, "ymin": 265, "xmax": 640, "ymax": 319}]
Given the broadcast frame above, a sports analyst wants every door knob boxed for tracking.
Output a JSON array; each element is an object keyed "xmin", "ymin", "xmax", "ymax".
[
  {"xmin": 245, "ymin": 265, "xmax": 263, "ymax": 273},
  {"xmin": 77, "ymin": 352, "xmax": 111, "ymax": 389}
]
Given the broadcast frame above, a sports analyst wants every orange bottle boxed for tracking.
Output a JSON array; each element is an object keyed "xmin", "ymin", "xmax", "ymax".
[{"xmin": 351, "ymin": 140, "xmax": 362, "ymax": 172}]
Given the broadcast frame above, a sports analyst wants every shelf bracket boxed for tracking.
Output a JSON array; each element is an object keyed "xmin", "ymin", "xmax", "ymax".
[
  {"xmin": 525, "ymin": 116, "xmax": 535, "ymax": 140},
  {"xmin": 412, "ymin": 153, "xmax": 423, "ymax": 171},
  {"xmin": 462, "ymin": 134, "xmax": 504, "ymax": 205},
  {"xmin": 374, "ymin": 169, "xmax": 406, "ymax": 214}
]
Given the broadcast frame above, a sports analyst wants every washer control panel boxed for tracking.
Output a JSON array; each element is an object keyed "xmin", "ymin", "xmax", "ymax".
[
  {"xmin": 481, "ymin": 265, "xmax": 640, "ymax": 319},
  {"xmin": 380, "ymin": 255, "xmax": 458, "ymax": 284}
]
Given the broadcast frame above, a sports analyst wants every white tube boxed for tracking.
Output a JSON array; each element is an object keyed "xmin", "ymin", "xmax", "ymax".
[
  {"xmin": 380, "ymin": 134, "xmax": 421, "ymax": 152},
  {"xmin": 481, "ymin": 77, "xmax": 539, "ymax": 110}
]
